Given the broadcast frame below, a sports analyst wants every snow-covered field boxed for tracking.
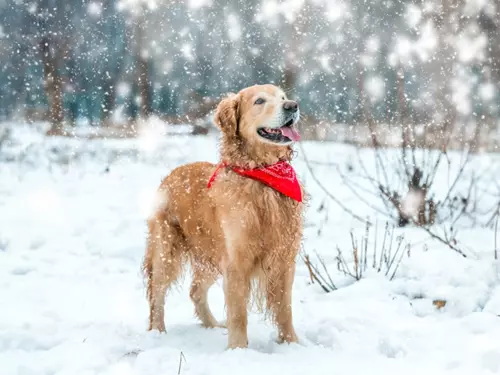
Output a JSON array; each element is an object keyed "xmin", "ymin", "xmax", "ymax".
[{"xmin": 1, "ymin": 123, "xmax": 500, "ymax": 375}]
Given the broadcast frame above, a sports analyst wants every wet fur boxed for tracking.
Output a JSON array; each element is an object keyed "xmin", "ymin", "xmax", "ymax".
[{"xmin": 143, "ymin": 84, "xmax": 305, "ymax": 349}]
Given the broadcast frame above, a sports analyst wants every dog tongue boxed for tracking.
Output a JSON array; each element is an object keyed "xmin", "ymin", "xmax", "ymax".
[{"xmin": 280, "ymin": 126, "xmax": 301, "ymax": 141}]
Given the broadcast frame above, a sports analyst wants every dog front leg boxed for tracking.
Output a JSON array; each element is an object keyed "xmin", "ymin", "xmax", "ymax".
[
  {"xmin": 223, "ymin": 264, "xmax": 251, "ymax": 349},
  {"xmin": 268, "ymin": 262, "xmax": 298, "ymax": 344}
]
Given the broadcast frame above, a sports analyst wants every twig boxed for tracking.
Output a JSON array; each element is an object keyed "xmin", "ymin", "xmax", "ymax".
[
  {"xmin": 303, "ymin": 254, "xmax": 315, "ymax": 284},
  {"xmin": 355, "ymin": 147, "xmax": 395, "ymax": 218},
  {"xmin": 315, "ymin": 251, "xmax": 337, "ymax": 290},
  {"xmin": 0, "ymin": 128, "xmax": 10, "ymax": 151},
  {"xmin": 363, "ymin": 220, "xmax": 369, "ymax": 272},
  {"xmin": 438, "ymin": 149, "xmax": 472, "ymax": 210},
  {"xmin": 390, "ymin": 244, "xmax": 410, "ymax": 281},
  {"xmin": 310, "ymin": 259, "xmax": 336, "ymax": 290},
  {"xmin": 495, "ymin": 204, "xmax": 499, "ymax": 261},
  {"xmin": 336, "ymin": 245, "xmax": 354, "ymax": 278},
  {"xmin": 387, "ymin": 223, "xmax": 395, "ymax": 267},
  {"xmin": 178, "ymin": 351, "xmax": 186, "ymax": 375},
  {"xmin": 351, "ymin": 231, "xmax": 359, "ymax": 279},
  {"xmin": 418, "ymin": 225, "xmax": 468, "ymax": 258},
  {"xmin": 306, "ymin": 223, "xmax": 409, "ymax": 292},
  {"xmin": 386, "ymin": 235, "xmax": 404, "ymax": 277},
  {"xmin": 379, "ymin": 222, "xmax": 389, "ymax": 272},
  {"xmin": 334, "ymin": 163, "xmax": 393, "ymax": 218},
  {"xmin": 299, "ymin": 142, "xmax": 368, "ymax": 224},
  {"xmin": 373, "ymin": 220, "xmax": 378, "ymax": 269},
  {"xmin": 360, "ymin": 236, "xmax": 364, "ymax": 279},
  {"xmin": 302, "ymin": 254, "xmax": 333, "ymax": 292}
]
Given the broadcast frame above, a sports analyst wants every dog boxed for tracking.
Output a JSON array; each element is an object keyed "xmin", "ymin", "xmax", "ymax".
[{"xmin": 143, "ymin": 84, "xmax": 305, "ymax": 349}]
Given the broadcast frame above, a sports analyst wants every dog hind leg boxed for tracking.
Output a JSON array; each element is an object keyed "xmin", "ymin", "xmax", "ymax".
[
  {"xmin": 144, "ymin": 217, "xmax": 185, "ymax": 332},
  {"xmin": 190, "ymin": 268, "xmax": 222, "ymax": 328}
]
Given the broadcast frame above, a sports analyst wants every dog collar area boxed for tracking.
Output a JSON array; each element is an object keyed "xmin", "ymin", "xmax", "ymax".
[{"xmin": 207, "ymin": 160, "xmax": 302, "ymax": 203}]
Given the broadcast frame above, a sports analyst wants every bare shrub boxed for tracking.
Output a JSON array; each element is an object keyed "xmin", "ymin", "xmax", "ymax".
[
  {"xmin": 353, "ymin": 69, "xmax": 479, "ymax": 231},
  {"xmin": 0, "ymin": 127, "xmax": 10, "ymax": 148},
  {"xmin": 299, "ymin": 66, "xmax": 491, "ymax": 258},
  {"xmin": 302, "ymin": 222, "xmax": 410, "ymax": 293}
]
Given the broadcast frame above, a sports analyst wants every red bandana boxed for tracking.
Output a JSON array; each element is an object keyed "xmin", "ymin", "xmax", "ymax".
[{"xmin": 207, "ymin": 160, "xmax": 302, "ymax": 202}]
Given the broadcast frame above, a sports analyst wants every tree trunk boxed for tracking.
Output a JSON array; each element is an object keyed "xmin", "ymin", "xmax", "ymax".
[
  {"xmin": 134, "ymin": 16, "xmax": 153, "ymax": 119},
  {"xmin": 280, "ymin": 20, "xmax": 297, "ymax": 90},
  {"xmin": 40, "ymin": 37, "xmax": 65, "ymax": 135},
  {"xmin": 101, "ymin": 50, "xmax": 124, "ymax": 125},
  {"xmin": 281, "ymin": 62, "xmax": 297, "ymax": 93},
  {"xmin": 137, "ymin": 54, "xmax": 152, "ymax": 118},
  {"xmin": 101, "ymin": 77, "xmax": 117, "ymax": 125}
]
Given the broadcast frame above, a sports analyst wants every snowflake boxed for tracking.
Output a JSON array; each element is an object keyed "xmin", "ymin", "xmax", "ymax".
[{"xmin": 88, "ymin": 2, "xmax": 103, "ymax": 18}]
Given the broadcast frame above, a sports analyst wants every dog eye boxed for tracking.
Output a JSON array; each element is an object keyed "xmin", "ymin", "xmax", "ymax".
[{"xmin": 254, "ymin": 98, "xmax": 265, "ymax": 105}]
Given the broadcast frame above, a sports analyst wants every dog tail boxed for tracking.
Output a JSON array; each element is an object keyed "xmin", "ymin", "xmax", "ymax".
[
  {"xmin": 143, "ymin": 187, "xmax": 171, "ymax": 304},
  {"xmin": 143, "ymin": 217, "xmax": 157, "ymax": 304}
]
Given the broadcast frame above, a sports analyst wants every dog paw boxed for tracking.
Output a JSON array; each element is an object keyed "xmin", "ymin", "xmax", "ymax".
[
  {"xmin": 227, "ymin": 332, "xmax": 249, "ymax": 349},
  {"xmin": 227, "ymin": 340, "xmax": 249, "ymax": 350},
  {"xmin": 148, "ymin": 323, "xmax": 167, "ymax": 333},
  {"xmin": 277, "ymin": 331, "xmax": 298, "ymax": 344},
  {"xmin": 215, "ymin": 320, "xmax": 227, "ymax": 329},
  {"xmin": 200, "ymin": 319, "xmax": 226, "ymax": 329}
]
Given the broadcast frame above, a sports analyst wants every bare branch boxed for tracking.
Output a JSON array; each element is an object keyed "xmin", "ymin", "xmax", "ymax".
[
  {"xmin": 417, "ymin": 225, "xmax": 468, "ymax": 258},
  {"xmin": 301, "ymin": 253, "xmax": 336, "ymax": 292},
  {"xmin": 495, "ymin": 203, "xmax": 499, "ymax": 261},
  {"xmin": 299, "ymin": 142, "xmax": 368, "ymax": 224},
  {"xmin": 178, "ymin": 352, "xmax": 186, "ymax": 375}
]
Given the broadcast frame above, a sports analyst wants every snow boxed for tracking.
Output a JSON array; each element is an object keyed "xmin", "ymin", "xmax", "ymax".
[
  {"xmin": 400, "ymin": 189, "xmax": 424, "ymax": 219},
  {"xmin": 479, "ymin": 83, "xmax": 496, "ymax": 102},
  {"xmin": 117, "ymin": 82, "xmax": 132, "ymax": 98},
  {"xmin": 87, "ymin": 2, "xmax": 103, "ymax": 18},
  {"xmin": 390, "ymin": 37, "xmax": 412, "ymax": 66},
  {"xmin": 180, "ymin": 43, "xmax": 195, "ymax": 63},
  {"xmin": 451, "ymin": 77, "xmax": 473, "ymax": 116},
  {"xmin": 456, "ymin": 34, "xmax": 488, "ymax": 63},
  {"xmin": 226, "ymin": 13, "xmax": 242, "ymax": 42},
  {"xmin": 258, "ymin": 0, "xmax": 305, "ymax": 24},
  {"xmin": 1, "ymin": 123, "xmax": 500, "ymax": 375},
  {"xmin": 187, "ymin": 0, "xmax": 213, "ymax": 10},
  {"xmin": 405, "ymin": 4, "xmax": 422, "ymax": 29},
  {"xmin": 364, "ymin": 76, "xmax": 385, "ymax": 103},
  {"xmin": 324, "ymin": 0, "xmax": 348, "ymax": 23}
]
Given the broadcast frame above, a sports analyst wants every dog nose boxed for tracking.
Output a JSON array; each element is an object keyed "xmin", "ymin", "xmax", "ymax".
[{"xmin": 283, "ymin": 100, "xmax": 298, "ymax": 113}]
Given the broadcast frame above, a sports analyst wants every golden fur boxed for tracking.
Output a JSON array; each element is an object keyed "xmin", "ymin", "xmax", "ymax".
[{"xmin": 143, "ymin": 84, "xmax": 305, "ymax": 349}]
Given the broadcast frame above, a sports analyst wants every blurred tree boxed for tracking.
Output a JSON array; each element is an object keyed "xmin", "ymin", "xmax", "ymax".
[
  {"xmin": 118, "ymin": 0, "xmax": 155, "ymax": 119},
  {"xmin": 36, "ymin": 0, "xmax": 77, "ymax": 134},
  {"xmin": 0, "ymin": 0, "xmax": 497, "ymax": 134}
]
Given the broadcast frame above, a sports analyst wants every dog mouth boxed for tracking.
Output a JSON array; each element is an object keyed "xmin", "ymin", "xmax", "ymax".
[{"xmin": 257, "ymin": 119, "xmax": 301, "ymax": 144}]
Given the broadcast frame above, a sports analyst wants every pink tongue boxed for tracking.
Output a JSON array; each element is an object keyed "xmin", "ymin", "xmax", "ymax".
[{"xmin": 280, "ymin": 126, "xmax": 301, "ymax": 141}]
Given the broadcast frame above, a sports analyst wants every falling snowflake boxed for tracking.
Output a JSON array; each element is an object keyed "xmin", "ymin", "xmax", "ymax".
[{"xmin": 87, "ymin": 2, "xmax": 103, "ymax": 18}]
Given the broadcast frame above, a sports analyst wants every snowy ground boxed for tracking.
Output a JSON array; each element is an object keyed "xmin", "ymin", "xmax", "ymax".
[{"xmin": 1, "ymin": 123, "xmax": 500, "ymax": 375}]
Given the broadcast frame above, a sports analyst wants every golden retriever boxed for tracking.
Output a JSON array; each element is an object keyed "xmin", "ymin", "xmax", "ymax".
[{"xmin": 143, "ymin": 84, "xmax": 305, "ymax": 349}]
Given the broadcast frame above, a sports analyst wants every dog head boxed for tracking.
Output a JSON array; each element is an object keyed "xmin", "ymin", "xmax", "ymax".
[{"xmin": 214, "ymin": 84, "xmax": 301, "ymax": 166}]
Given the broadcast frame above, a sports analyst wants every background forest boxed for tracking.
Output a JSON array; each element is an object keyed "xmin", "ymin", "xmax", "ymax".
[{"xmin": 1, "ymin": 0, "xmax": 499, "ymax": 144}]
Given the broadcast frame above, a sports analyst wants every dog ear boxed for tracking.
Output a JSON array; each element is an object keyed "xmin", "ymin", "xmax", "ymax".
[{"xmin": 213, "ymin": 93, "xmax": 240, "ymax": 136}]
